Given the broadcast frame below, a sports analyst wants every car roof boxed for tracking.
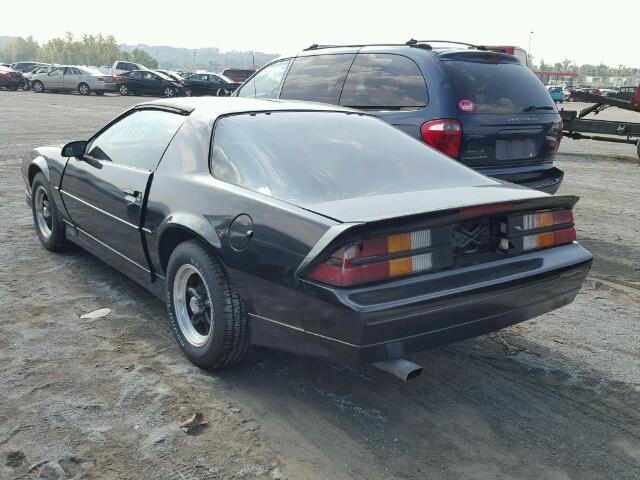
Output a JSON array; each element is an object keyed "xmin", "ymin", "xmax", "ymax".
[{"xmin": 138, "ymin": 97, "xmax": 355, "ymax": 117}]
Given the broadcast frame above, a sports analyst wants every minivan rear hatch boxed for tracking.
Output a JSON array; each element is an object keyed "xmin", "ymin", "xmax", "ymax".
[{"xmin": 439, "ymin": 51, "xmax": 561, "ymax": 169}]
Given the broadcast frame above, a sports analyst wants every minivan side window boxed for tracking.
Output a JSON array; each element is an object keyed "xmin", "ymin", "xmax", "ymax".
[
  {"xmin": 339, "ymin": 54, "xmax": 428, "ymax": 109},
  {"xmin": 280, "ymin": 54, "xmax": 355, "ymax": 104},
  {"xmin": 237, "ymin": 60, "xmax": 290, "ymax": 99}
]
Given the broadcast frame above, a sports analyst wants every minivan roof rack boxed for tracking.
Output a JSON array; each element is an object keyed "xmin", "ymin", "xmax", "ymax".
[
  {"xmin": 406, "ymin": 39, "xmax": 487, "ymax": 50},
  {"xmin": 303, "ymin": 42, "xmax": 433, "ymax": 51}
]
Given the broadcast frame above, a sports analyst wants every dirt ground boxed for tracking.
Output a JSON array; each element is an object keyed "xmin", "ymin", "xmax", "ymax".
[{"xmin": 0, "ymin": 91, "xmax": 638, "ymax": 480}]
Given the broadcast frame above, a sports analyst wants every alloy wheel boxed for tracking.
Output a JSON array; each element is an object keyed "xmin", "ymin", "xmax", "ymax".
[
  {"xmin": 173, "ymin": 264, "xmax": 213, "ymax": 347},
  {"xmin": 34, "ymin": 185, "xmax": 53, "ymax": 239}
]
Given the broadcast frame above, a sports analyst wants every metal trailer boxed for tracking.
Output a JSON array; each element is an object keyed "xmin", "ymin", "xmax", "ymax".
[{"xmin": 560, "ymin": 86, "xmax": 640, "ymax": 159}]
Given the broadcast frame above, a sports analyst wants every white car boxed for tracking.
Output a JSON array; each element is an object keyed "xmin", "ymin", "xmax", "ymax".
[
  {"xmin": 30, "ymin": 65, "xmax": 117, "ymax": 95},
  {"xmin": 23, "ymin": 65, "xmax": 57, "ymax": 89}
]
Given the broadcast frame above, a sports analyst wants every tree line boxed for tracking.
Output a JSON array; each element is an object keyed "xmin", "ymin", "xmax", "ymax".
[
  {"xmin": 534, "ymin": 58, "xmax": 636, "ymax": 77},
  {"xmin": 0, "ymin": 33, "xmax": 158, "ymax": 68}
]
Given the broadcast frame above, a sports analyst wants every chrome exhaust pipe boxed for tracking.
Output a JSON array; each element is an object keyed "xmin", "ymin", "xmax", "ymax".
[{"xmin": 373, "ymin": 359, "xmax": 423, "ymax": 381}]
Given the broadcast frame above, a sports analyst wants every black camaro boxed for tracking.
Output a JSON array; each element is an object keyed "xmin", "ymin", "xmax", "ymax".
[{"xmin": 22, "ymin": 98, "xmax": 592, "ymax": 379}]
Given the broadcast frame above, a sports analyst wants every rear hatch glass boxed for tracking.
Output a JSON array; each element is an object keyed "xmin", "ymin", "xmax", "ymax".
[
  {"xmin": 440, "ymin": 58, "xmax": 555, "ymax": 114},
  {"xmin": 440, "ymin": 55, "xmax": 559, "ymax": 167}
]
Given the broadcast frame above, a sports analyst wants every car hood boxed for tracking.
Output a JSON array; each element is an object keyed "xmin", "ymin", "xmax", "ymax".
[{"xmin": 302, "ymin": 183, "xmax": 548, "ymax": 223}]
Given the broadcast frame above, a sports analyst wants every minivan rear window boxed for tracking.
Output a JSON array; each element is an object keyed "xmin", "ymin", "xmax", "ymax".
[
  {"xmin": 440, "ymin": 60, "xmax": 555, "ymax": 114},
  {"xmin": 340, "ymin": 54, "xmax": 427, "ymax": 109},
  {"xmin": 280, "ymin": 54, "xmax": 355, "ymax": 104}
]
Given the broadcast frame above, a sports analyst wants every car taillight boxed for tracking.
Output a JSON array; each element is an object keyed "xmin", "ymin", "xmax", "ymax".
[
  {"xmin": 308, "ymin": 229, "xmax": 433, "ymax": 286},
  {"xmin": 420, "ymin": 119, "xmax": 462, "ymax": 158},
  {"xmin": 498, "ymin": 209, "xmax": 576, "ymax": 252},
  {"xmin": 0, "ymin": 72, "xmax": 10, "ymax": 78}
]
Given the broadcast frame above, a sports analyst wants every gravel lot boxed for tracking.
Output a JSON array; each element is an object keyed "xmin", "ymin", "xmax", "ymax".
[{"xmin": 1, "ymin": 91, "xmax": 638, "ymax": 480}]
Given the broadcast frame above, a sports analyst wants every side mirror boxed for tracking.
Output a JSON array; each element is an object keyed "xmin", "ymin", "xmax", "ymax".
[{"xmin": 62, "ymin": 140, "xmax": 87, "ymax": 158}]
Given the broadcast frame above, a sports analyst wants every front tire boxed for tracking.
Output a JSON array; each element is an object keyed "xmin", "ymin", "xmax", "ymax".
[
  {"xmin": 31, "ymin": 173, "xmax": 67, "ymax": 252},
  {"xmin": 78, "ymin": 83, "xmax": 90, "ymax": 95},
  {"xmin": 32, "ymin": 81, "xmax": 44, "ymax": 93},
  {"xmin": 166, "ymin": 240, "xmax": 250, "ymax": 369}
]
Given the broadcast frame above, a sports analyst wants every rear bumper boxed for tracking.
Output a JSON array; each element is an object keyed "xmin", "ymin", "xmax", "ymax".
[
  {"xmin": 250, "ymin": 243, "xmax": 591, "ymax": 364},
  {"xmin": 477, "ymin": 164, "xmax": 564, "ymax": 194},
  {"xmin": 95, "ymin": 83, "xmax": 117, "ymax": 92}
]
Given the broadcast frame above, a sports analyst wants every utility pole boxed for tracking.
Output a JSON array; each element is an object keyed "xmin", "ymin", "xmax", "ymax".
[
  {"xmin": 251, "ymin": 51, "xmax": 255, "ymax": 70},
  {"xmin": 193, "ymin": 50, "xmax": 196, "ymax": 70},
  {"xmin": 527, "ymin": 31, "xmax": 534, "ymax": 67}
]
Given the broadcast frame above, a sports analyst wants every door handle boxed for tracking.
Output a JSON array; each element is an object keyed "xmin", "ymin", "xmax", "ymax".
[{"xmin": 123, "ymin": 188, "xmax": 141, "ymax": 201}]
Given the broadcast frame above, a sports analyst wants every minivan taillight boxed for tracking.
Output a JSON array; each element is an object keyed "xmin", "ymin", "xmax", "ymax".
[
  {"xmin": 420, "ymin": 119, "xmax": 462, "ymax": 158},
  {"xmin": 308, "ymin": 229, "xmax": 433, "ymax": 287}
]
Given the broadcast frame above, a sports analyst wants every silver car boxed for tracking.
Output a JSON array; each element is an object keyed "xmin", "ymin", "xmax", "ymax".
[
  {"xmin": 30, "ymin": 65, "xmax": 117, "ymax": 95},
  {"xmin": 23, "ymin": 64, "xmax": 56, "ymax": 89}
]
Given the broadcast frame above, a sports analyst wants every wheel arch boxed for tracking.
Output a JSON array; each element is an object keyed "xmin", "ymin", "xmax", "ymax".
[
  {"xmin": 28, "ymin": 156, "xmax": 50, "ymax": 186},
  {"xmin": 157, "ymin": 214, "xmax": 223, "ymax": 275}
]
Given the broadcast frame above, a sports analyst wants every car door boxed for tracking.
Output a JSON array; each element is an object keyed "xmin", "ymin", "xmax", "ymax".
[
  {"xmin": 138, "ymin": 71, "xmax": 160, "ymax": 95},
  {"xmin": 63, "ymin": 67, "xmax": 82, "ymax": 91},
  {"xmin": 209, "ymin": 75, "xmax": 228, "ymax": 94},
  {"xmin": 45, "ymin": 67, "xmax": 64, "ymax": 89},
  {"xmin": 59, "ymin": 109, "xmax": 187, "ymax": 281},
  {"xmin": 125, "ymin": 71, "xmax": 143, "ymax": 92}
]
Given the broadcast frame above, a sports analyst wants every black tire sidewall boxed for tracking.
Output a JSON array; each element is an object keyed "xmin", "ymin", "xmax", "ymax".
[
  {"xmin": 166, "ymin": 243, "xmax": 233, "ymax": 368},
  {"xmin": 33, "ymin": 81, "xmax": 43, "ymax": 92},
  {"xmin": 31, "ymin": 173, "xmax": 65, "ymax": 251}
]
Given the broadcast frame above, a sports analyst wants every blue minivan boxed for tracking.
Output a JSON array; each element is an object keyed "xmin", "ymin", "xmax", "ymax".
[{"xmin": 235, "ymin": 41, "xmax": 564, "ymax": 193}]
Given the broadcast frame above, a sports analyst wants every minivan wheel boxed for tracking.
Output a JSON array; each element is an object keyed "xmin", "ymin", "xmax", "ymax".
[
  {"xmin": 163, "ymin": 86, "xmax": 175, "ymax": 98},
  {"xmin": 166, "ymin": 240, "xmax": 250, "ymax": 369},
  {"xmin": 78, "ymin": 83, "xmax": 90, "ymax": 95},
  {"xmin": 31, "ymin": 173, "xmax": 67, "ymax": 252},
  {"xmin": 32, "ymin": 81, "xmax": 44, "ymax": 93},
  {"xmin": 119, "ymin": 84, "xmax": 129, "ymax": 95}
]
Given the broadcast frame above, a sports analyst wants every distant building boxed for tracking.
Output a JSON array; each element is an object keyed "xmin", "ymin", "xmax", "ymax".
[{"xmin": 534, "ymin": 71, "xmax": 579, "ymax": 86}]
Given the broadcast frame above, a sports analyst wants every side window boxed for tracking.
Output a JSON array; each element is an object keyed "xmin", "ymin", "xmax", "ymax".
[
  {"xmin": 280, "ymin": 54, "xmax": 355, "ymax": 104},
  {"xmin": 197, "ymin": 74, "xmax": 209, "ymax": 81},
  {"xmin": 49, "ymin": 68, "xmax": 63, "ymax": 77},
  {"xmin": 66, "ymin": 68, "xmax": 81, "ymax": 75},
  {"xmin": 142, "ymin": 72, "xmax": 155, "ymax": 81},
  {"xmin": 339, "ymin": 54, "xmax": 428, "ymax": 109},
  {"xmin": 237, "ymin": 60, "xmax": 290, "ymax": 99},
  {"xmin": 86, "ymin": 110, "xmax": 186, "ymax": 171}
]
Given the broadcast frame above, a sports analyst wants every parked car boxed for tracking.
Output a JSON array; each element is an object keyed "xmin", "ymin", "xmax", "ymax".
[
  {"xmin": 156, "ymin": 69, "xmax": 184, "ymax": 82},
  {"xmin": 115, "ymin": 70, "xmax": 184, "ymax": 97},
  {"xmin": 599, "ymin": 88, "xmax": 617, "ymax": 97},
  {"xmin": 221, "ymin": 68, "xmax": 255, "ymax": 83},
  {"xmin": 30, "ymin": 66, "xmax": 117, "ymax": 95},
  {"xmin": 22, "ymin": 97, "xmax": 592, "ymax": 377},
  {"xmin": 547, "ymin": 86, "xmax": 565, "ymax": 103},
  {"xmin": 0, "ymin": 66, "xmax": 24, "ymax": 90},
  {"xmin": 10, "ymin": 61, "xmax": 41, "ymax": 72},
  {"xmin": 615, "ymin": 86, "xmax": 639, "ymax": 102},
  {"xmin": 112, "ymin": 60, "xmax": 149, "ymax": 75},
  {"xmin": 236, "ymin": 42, "xmax": 564, "ymax": 193},
  {"xmin": 182, "ymin": 72, "xmax": 240, "ymax": 96},
  {"xmin": 22, "ymin": 64, "xmax": 56, "ymax": 89}
]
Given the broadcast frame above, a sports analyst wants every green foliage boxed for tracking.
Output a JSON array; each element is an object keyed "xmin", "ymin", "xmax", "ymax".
[
  {"xmin": 1, "ymin": 36, "xmax": 39, "ymax": 62},
  {"xmin": 0, "ymin": 33, "xmax": 158, "ymax": 68}
]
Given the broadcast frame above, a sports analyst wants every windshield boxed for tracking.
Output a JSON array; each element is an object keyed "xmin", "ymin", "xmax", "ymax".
[
  {"xmin": 210, "ymin": 111, "xmax": 487, "ymax": 205},
  {"xmin": 217, "ymin": 74, "xmax": 235, "ymax": 83},
  {"xmin": 441, "ymin": 60, "xmax": 555, "ymax": 114}
]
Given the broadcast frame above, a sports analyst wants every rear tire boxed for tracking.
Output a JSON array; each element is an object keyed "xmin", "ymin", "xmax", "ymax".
[
  {"xmin": 119, "ymin": 84, "xmax": 129, "ymax": 95},
  {"xmin": 166, "ymin": 240, "xmax": 250, "ymax": 369},
  {"xmin": 31, "ymin": 173, "xmax": 67, "ymax": 252},
  {"xmin": 78, "ymin": 83, "xmax": 90, "ymax": 95},
  {"xmin": 163, "ymin": 86, "xmax": 175, "ymax": 98}
]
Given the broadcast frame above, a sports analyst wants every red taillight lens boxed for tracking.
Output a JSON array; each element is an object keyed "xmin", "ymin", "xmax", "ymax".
[
  {"xmin": 0, "ymin": 72, "xmax": 10, "ymax": 78},
  {"xmin": 308, "ymin": 229, "xmax": 433, "ymax": 287},
  {"xmin": 421, "ymin": 119, "xmax": 462, "ymax": 158}
]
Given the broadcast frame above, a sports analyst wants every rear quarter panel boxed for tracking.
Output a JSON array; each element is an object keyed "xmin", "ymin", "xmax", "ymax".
[{"xmin": 144, "ymin": 113, "xmax": 337, "ymax": 329}]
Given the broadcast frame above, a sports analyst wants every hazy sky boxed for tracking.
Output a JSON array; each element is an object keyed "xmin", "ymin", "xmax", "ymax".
[{"xmin": 4, "ymin": 0, "xmax": 638, "ymax": 67}]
